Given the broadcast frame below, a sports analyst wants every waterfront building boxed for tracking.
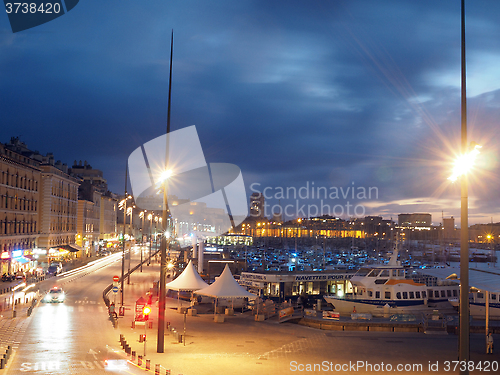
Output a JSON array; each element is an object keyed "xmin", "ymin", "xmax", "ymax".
[
  {"xmin": 398, "ymin": 213, "xmax": 432, "ymax": 230},
  {"xmin": 38, "ymin": 164, "xmax": 79, "ymax": 251},
  {"xmin": 249, "ymin": 192, "xmax": 265, "ymax": 218},
  {"xmin": 4, "ymin": 137, "xmax": 81, "ymax": 264},
  {"xmin": 0, "ymin": 142, "xmax": 41, "ymax": 274},
  {"xmin": 69, "ymin": 160, "xmax": 108, "ymax": 194},
  {"xmin": 100, "ymin": 193, "xmax": 117, "ymax": 242},
  {"xmin": 76, "ymin": 181, "xmax": 101, "ymax": 257}
]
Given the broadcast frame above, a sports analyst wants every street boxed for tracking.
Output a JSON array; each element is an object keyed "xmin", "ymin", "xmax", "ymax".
[{"xmin": 4, "ymin": 248, "xmax": 144, "ymax": 374}]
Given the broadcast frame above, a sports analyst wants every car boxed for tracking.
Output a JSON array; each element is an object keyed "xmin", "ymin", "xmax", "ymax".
[
  {"xmin": 47, "ymin": 263, "xmax": 63, "ymax": 276},
  {"xmin": 43, "ymin": 287, "xmax": 65, "ymax": 303}
]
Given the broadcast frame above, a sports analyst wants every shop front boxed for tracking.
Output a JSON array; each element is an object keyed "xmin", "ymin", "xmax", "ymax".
[{"xmin": 240, "ymin": 270, "xmax": 355, "ymax": 302}]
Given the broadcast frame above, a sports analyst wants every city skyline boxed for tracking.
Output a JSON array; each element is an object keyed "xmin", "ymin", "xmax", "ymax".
[{"xmin": 2, "ymin": 1, "xmax": 500, "ymax": 225}]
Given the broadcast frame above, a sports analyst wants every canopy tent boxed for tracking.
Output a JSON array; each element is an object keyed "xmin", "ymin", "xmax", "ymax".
[
  {"xmin": 196, "ymin": 264, "xmax": 257, "ymax": 299},
  {"xmin": 165, "ymin": 260, "xmax": 209, "ymax": 291}
]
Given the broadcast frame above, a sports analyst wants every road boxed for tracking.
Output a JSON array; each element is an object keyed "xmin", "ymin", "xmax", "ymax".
[{"xmin": 5, "ymin": 247, "xmax": 147, "ymax": 374}]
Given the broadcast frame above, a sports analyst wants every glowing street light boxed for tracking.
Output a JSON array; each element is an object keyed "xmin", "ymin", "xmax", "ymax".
[
  {"xmin": 448, "ymin": 144, "xmax": 481, "ymax": 182},
  {"xmin": 158, "ymin": 169, "xmax": 173, "ymax": 185}
]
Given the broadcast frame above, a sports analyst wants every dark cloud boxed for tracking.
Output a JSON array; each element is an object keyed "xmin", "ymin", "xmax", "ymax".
[{"xmin": 1, "ymin": 1, "xmax": 500, "ymax": 224}]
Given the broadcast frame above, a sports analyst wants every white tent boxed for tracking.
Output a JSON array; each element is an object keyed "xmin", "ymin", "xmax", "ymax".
[
  {"xmin": 196, "ymin": 264, "xmax": 257, "ymax": 299},
  {"xmin": 165, "ymin": 260, "xmax": 209, "ymax": 291}
]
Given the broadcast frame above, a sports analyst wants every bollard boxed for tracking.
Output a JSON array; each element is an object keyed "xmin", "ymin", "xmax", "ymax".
[
  {"xmin": 126, "ymin": 346, "xmax": 131, "ymax": 355},
  {"xmin": 120, "ymin": 334, "xmax": 124, "ymax": 343},
  {"xmin": 132, "ymin": 351, "xmax": 136, "ymax": 360},
  {"xmin": 138, "ymin": 355, "xmax": 142, "ymax": 366},
  {"xmin": 148, "ymin": 321, "xmax": 153, "ymax": 329},
  {"xmin": 132, "ymin": 321, "xmax": 135, "ymax": 328},
  {"xmin": 0, "ymin": 357, "xmax": 4, "ymax": 369},
  {"xmin": 155, "ymin": 364, "xmax": 160, "ymax": 375},
  {"xmin": 146, "ymin": 359, "xmax": 150, "ymax": 370},
  {"xmin": 139, "ymin": 334, "xmax": 144, "ymax": 343},
  {"xmin": 166, "ymin": 369, "xmax": 170, "ymax": 375}
]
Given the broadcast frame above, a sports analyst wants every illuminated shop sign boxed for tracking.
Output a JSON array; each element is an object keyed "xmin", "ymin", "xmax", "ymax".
[
  {"xmin": 12, "ymin": 250, "xmax": 23, "ymax": 258},
  {"xmin": 1, "ymin": 252, "xmax": 10, "ymax": 259}
]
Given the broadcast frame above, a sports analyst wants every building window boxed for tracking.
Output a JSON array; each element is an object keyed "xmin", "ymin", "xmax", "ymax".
[{"xmin": 385, "ymin": 291, "xmax": 391, "ymax": 299}]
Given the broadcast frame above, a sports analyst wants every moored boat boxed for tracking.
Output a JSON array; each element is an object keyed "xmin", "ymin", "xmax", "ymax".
[{"xmin": 324, "ymin": 249, "xmax": 459, "ymax": 316}]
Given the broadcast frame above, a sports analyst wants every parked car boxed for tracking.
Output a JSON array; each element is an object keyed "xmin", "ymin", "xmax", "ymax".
[
  {"xmin": 1, "ymin": 273, "xmax": 15, "ymax": 282},
  {"xmin": 47, "ymin": 263, "xmax": 63, "ymax": 276}
]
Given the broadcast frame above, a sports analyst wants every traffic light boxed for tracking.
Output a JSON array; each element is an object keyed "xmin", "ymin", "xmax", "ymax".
[{"xmin": 142, "ymin": 305, "xmax": 151, "ymax": 320}]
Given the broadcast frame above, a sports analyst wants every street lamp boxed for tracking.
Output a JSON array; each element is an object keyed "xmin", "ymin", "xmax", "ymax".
[
  {"xmin": 139, "ymin": 211, "xmax": 146, "ymax": 272},
  {"xmin": 157, "ymin": 30, "xmax": 174, "ymax": 354},
  {"xmin": 148, "ymin": 213, "xmax": 153, "ymax": 266},
  {"xmin": 447, "ymin": 2, "xmax": 476, "ymax": 372},
  {"xmin": 118, "ymin": 167, "xmax": 132, "ymax": 306},
  {"xmin": 127, "ymin": 205, "xmax": 135, "ymax": 284}
]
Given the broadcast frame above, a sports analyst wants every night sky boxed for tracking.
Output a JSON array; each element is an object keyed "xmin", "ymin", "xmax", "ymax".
[{"xmin": 2, "ymin": 0, "xmax": 500, "ymax": 226}]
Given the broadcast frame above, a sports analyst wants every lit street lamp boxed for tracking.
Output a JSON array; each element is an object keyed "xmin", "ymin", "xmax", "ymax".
[{"xmin": 158, "ymin": 29, "xmax": 174, "ymax": 354}]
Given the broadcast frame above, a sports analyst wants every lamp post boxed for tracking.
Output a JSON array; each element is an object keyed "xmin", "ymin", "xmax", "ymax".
[
  {"xmin": 139, "ymin": 211, "xmax": 145, "ymax": 272},
  {"xmin": 459, "ymin": 1, "xmax": 469, "ymax": 370},
  {"xmin": 148, "ymin": 213, "xmax": 153, "ymax": 266},
  {"xmin": 127, "ymin": 205, "xmax": 135, "ymax": 284},
  {"xmin": 157, "ymin": 30, "xmax": 174, "ymax": 354},
  {"xmin": 119, "ymin": 164, "xmax": 131, "ymax": 307}
]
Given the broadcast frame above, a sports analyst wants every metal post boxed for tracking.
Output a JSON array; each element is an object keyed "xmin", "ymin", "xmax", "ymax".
[
  {"xmin": 459, "ymin": 0, "xmax": 470, "ymax": 372},
  {"xmin": 149, "ymin": 215, "xmax": 152, "ymax": 266},
  {"xmin": 127, "ymin": 208, "xmax": 132, "ymax": 284},
  {"xmin": 157, "ymin": 30, "xmax": 173, "ymax": 353},
  {"xmin": 144, "ymin": 321, "xmax": 147, "ymax": 357},
  {"xmin": 121, "ymin": 165, "xmax": 128, "ymax": 307},
  {"xmin": 183, "ymin": 311, "xmax": 186, "ymax": 346},
  {"xmin": 485, "ymin": 290, "xmax": 490, "ymax": 353}
]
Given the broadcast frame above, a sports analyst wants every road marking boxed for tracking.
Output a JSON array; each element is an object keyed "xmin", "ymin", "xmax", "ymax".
[{"xmin": 20, "ymin": 361, "xmax": 61, "ymax": 371}]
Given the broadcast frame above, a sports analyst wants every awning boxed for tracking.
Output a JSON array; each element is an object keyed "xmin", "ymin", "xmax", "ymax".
[{"xmin": 59, "ymin": 244, "xmax": 85, "ymax": 253}]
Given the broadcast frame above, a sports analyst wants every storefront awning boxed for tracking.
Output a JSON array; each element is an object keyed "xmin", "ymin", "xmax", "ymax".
[{"xmin": 59, "ymin": 244, "xmax": 84, "ymax": 253}]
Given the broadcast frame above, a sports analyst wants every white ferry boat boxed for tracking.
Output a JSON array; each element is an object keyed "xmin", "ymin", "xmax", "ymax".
[
  {"xmin": 324, "ymin": 250, "xmax": 459, "ymax": 316},
  {"xmin": 449, "ymin": 290, "xmax": 500, "ymax": 320}
]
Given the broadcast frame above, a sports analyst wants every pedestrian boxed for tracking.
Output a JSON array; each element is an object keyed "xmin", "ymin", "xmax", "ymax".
[
  {"xmin": 487, "ymin": 331, "xmax": 494, "ymax": 354},
  {"xmin": 109, "ymin": 302, "xmax": 117, "ymax": 318}
]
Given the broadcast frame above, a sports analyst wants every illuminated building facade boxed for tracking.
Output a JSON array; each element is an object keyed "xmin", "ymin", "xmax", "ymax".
[
  {"xmin": 398, "ymin": 213, "xmax": 432, "ymax": 230},
  {"xmin": 0, "ymin": 142, "xmax": 41, "ymax": 274}
]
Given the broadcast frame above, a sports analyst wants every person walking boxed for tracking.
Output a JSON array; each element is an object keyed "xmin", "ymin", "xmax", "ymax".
[
  {"xmin": 486, "ymin": 331, "xmax": 494, "ymax": 354},
  {"xmin": 109, "ymin": 302, "xmax": 118, "ymax": 318}
]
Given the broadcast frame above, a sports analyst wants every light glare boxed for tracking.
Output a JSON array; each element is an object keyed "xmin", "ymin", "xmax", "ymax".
[{"xmin": 448, "ymin": 145, "xmax": 482, "ymax": 182}]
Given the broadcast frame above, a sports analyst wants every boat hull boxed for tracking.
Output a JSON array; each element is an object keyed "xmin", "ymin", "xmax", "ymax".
[
  {"xmin": 324, "ymin": 296, "xmax": 453, "ymax": 316},
  {"xmin": 449, "ymin": 298, "xmax": 500, "ymax": 320}
]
